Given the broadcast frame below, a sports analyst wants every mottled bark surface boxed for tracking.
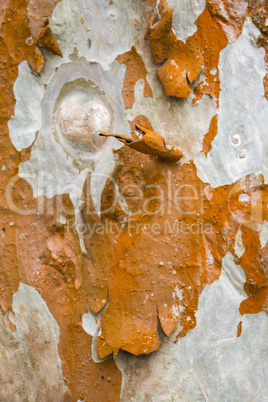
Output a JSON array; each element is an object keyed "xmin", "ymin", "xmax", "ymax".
[{"xmin": 1, "ymin": 0, "xmax": 268, "ymax": 400}]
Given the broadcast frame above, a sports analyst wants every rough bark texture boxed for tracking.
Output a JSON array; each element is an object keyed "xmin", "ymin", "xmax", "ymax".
[{"xmin": 1, "ymin": 0, "xmax": 268, "ymax": 400}]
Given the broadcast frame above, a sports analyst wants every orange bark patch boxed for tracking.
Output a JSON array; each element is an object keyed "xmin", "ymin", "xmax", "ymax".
[
  {"xmin": 248, "ymin": 0, "xmax": 268, "ymax": 37},
  {"xmin": 12, "ymin": 185, "xmax": 122, "ymax": 401},
  {"xmin": 134, "ymin": 18, "xmax": 140, "ymax": 33},
  {"xmin": 157, "ymin": 35, "xmax": 204, "ymax": 98},
  {"xmin": 81, "ymin": 140, "xmax": 268, "ymax": 357},
  {"xmin": 0, "ymin": 2, "xmax": 122, "ymax": 400},
  {"xmin": 0, "ymin": 0, "xmax": 43, "ymax": 73},
  {"xmin": 192, "ymin": 8, "xmax": 228, "ymax": 104},
  {"xmin": 248, "ymin": 0, "xmax": 268, "ymax": 101},
  {"xmin": 128, "ymin": 115, "xmax": 154, "ymax": 134},
  {"xmin": 265, "ymin": 50, "xmax": 268, "ymax": 100},
  {"xmin": 102, "ymin": 264, "xmax": 162, "ymax": 355},
  {"xmin": 142, "ymin": 0, "xmax": 157, "ymax": 6},
  {"xmin": 227, "ymin": 174, "xmax": 268, "ymax": 316},
  {"xmin": 0, "ymin": 0, "xmax": 10, "ymax": 30},
  {"xmin": 0, "ymin": 0, "xmax": 62, "ymax": 74},
  {"xmin": 147, "ymin": 0, "xmax": 177, "ymax": 65},
  {"xmin": 117, "ymin": 46, "xmax": 153, "ymax": 109},
  {"xmin": 37, "ymin": 24, "xmax": 63, "ymax": 58},
  {"xmin": 27, "ymin": 0, "xmax": 62, "ymax": 38},
  {"xmin": 81, "ymin": 148, "xmax": 240, "ymax": 356},
  {"xmin": 101, "ymin": 125, "xmax": 184, "ymax": 161},
  {"xmin": 239, "ymin": 227, "xmax": 268, "ymax": 315},
  {"xmin": 146, "ymin": 1, "xmax": 247, "ymax": 103},
  {"xmin": 201, "ymin": 115, "xmax": 218, "ymax": 156},
  {"xmin": 237, "ymin": 321, "xmax": 242, "ymax": 337},
  {"xmin": 6, "ymin": 310, "xmax": 16, "ymax": 332}
]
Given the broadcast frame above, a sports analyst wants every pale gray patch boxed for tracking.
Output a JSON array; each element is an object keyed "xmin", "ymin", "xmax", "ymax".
[
  {"xmin": 50, "ymin": 0, "xmax": 139, "ymax": 70},
  {"xmin": 70, "ymin": 192, "xmax": 90, "ymax": 257},
  {"xmin": 195, "ymin": 18, "xmax": 268, "ymax": 187},
  {"xmin": 90, "ymin": 144, "xmax": 116, "ymax": 216},
  {"xmin": 260, "ymin": 220, "xmax": 268, "ymax": 249},
  {"xmin": 82, "ymin": 312, "xmax": 97, "ymax": 337},
  {"xmin": 59, "ymin": 215, "xmax": 67, "ymax": 224},
  {"xmin": 116, "ymin": 253, "xmax": 268, "ymax": 401},
  {"xmin": 235, "ymin": 228, "xmax": 245, "ymax": 258},
  {"xmin": 0, "ymin": 283, "xmax": 67, "ymax": 401},
  {"xmin": 19, "ymin": 59, "xmax": 128, "ymax": 200},
  {"xmin": 167, "ymin": 0, "xmax": 206, "ymax": 42},
  {"xmin": 82, "ymin": 304, "xmax": 111, "ymax": 363},
  {"xmin": 239, "ymin": 193, "xmax": 251, "ymax": 202},
  {"xmin": 8, "ymin": 62, "xmax": 44, "ymax": 151},
  {"xmin": 210, "ymin": 68, "xmax": 217, "ymax": 75}
]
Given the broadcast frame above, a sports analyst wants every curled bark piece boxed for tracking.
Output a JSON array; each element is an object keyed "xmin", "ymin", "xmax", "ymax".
[
  {"xmin": 100, "ymin": 125, "xmax": 184, "ymax": 162},
  {"xmin": 37, "ymin": 25, "xmax": 63, "ymax": 58}
]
